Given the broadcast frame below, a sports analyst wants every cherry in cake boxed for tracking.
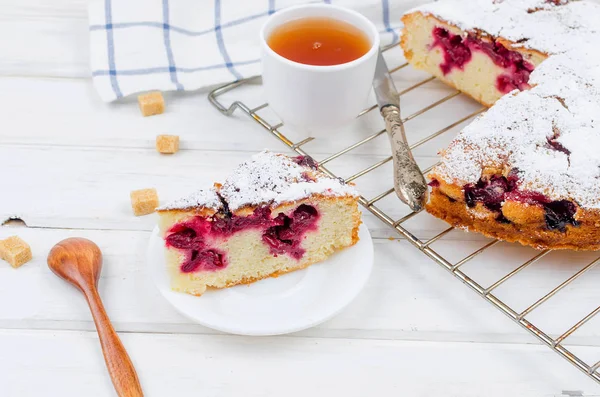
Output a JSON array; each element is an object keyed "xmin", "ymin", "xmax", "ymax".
[
  {"xmin": 460, "ymin": 172, "xmax": 579, "ymax": 232},
  {"xmin": 401, "ymin": 7, "xmax": 547, "ymax": 106},
  {"xmin": 431, "ymin": 27, "xmax": 534, "ymax": 95},
  {"xmin": 157, "ymin": 151, "xmax": 361, "ymax": 296},
  {"xmin": 401, "ymin": 0, "xmax": 600, "ymax": 250}
]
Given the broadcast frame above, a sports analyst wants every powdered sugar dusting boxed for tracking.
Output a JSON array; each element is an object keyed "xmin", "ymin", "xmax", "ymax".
[
  {"xmin": 158, "ymin": 188, "xmax": 222, "ymax": 211},
  {"xmin": 159, "ymin": 151, "xmax": 358, "ymax": 212},
  {"xmin": 221, "ymin": 150, "xmax": 358, "ymax": 211},
  {"xmin": 412, "ymin": 0, "xmax": 600, "ymax": 55},
  {"xmin": 409, "ymin": 0, "xmax": 600, "ymax": 209}
]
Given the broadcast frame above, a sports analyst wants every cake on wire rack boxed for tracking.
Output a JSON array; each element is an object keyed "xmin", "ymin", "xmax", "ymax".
[{"xmin": 401, "ymin": 0, "xmax": 600, "ymax": 250}]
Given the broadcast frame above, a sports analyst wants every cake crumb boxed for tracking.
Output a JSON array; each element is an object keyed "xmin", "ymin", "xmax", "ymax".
[
  {"xmin": 138, "ymin": 92, "xmax": 165, "ymax": 117},
  {"xmin": 0, "ymin": 236, "xmax": 32, "ymax": 268},
  {"xmin": 131, "ymin": 188, "xmax": 159, "ymax": 216},
  {"xmin": 156, "ymin": 135, "xmax": 179, "ymax": 154}
]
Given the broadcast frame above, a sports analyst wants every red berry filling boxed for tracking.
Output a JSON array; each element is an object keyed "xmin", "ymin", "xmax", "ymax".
[
  {"xmin": 180, "ymin": 249, "xmax": 226, "ymax": 273},
  {"xmin": 431, "ymin": 27, "xmax": 472, "ymax": 74},
  {"xmin": 293, "ymin": 155, "xmax": 318, "ymax": 170},
  {"xmin": 431, "ymin": 27, "xmax": 534, "ymax": 94},
  {"xmin": 210, "ymin": 206, "xmax": 272, "ymax": 236},
  {"xmin": 464, "ymin": 175, "xmax": 516, "ymax": 212},
  {"xmin": 544, "ymin": 200, "xmax": 579, "ymax": 232},
  {"xmin": 262, "ymin": 204, "xmax": 319, "ymax": 259},
  {"xmin": 503, "ymin": 190, "xmax": 550, "ymax": 206},
  {"xmin": 165, "ymin": 228, "xmax": 203, "ymax": 250},
  {"xmin": 546, "ymin": 137, "xmax": 571, "ymax": 155},
  {"xmin": 166, "ymin": 204, "xmax": 320, "ymax": 273},
  {"xmin": 461, "ymin": 170, "xmax": 578, "ymax": 231}
]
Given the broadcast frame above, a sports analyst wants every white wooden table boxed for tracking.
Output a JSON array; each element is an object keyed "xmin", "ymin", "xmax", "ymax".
[{"xmin": 3, "ymin": 1, "xmax": 600, "ymax": 396}]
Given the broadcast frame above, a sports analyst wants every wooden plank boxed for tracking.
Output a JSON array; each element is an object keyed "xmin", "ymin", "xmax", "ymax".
[
  {"xmin": 0, "ymin": 73, "xmax": 480, "ymax": 239},
  {"xmin": 0, "ymin": 0, "xmax": 90, "ymax": 78},
  {"xmin": 0, "ymin": 144, "xmax": 452, "ymax": 238},
  {"xmin": 0, "ymin": 75, "xmax": 480, "ymax": 156},
  {"xmin": 3, "ymin": 328, "xmax": 600, "ymax": 396},
  {"xmin": 3, "ymin": 226, "xmax": 600, "ymax": 347}
]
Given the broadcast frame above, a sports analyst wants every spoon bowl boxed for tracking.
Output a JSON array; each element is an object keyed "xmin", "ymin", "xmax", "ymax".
[{"xmin": 48, "ymin": 237, "xmax": 102, "ymax": 291}]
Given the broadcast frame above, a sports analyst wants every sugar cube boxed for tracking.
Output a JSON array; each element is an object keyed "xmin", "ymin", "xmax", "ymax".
[{"xmin": 130, "ymin": 188, "xmax": 159, "ymax": 216}]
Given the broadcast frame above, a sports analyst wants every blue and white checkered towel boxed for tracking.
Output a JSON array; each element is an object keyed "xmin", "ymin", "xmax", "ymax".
[{"xmin": 89, "ymin": 0, "xmax": 425, "ymax": 102}]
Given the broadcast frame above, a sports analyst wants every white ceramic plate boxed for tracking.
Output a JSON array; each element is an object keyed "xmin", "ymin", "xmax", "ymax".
[{"xmin": 147, "ymin": 224, "xmax": 374, "ymax": 336}]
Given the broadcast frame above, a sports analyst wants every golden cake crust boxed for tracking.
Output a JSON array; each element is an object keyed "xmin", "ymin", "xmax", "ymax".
[{"xmin": 427, "ymin": 188, "xmax": 600, "ymax": 251}]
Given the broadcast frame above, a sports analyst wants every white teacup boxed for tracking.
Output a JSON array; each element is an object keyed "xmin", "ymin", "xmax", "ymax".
[{"xmin": 260, "ymin": 4, "xmax": 380, "ymax": 133}]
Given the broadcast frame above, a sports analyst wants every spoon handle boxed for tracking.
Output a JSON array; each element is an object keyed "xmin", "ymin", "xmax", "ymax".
[{"xmin": 84, "ymin": 287, "xmax": 144, "ymax": 397}]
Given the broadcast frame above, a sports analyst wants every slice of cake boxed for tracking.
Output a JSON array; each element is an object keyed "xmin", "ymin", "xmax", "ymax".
[
  {"xmin": 401, "ymin": 1, "xmax": 550, "ymax": 107},
  {"xmin": 400, "ymin": 0, "xmax": 600, "ymax": 250},
  {"xmin": 157, "ymin": 151, "xmax": 361, "ymax": 296}
]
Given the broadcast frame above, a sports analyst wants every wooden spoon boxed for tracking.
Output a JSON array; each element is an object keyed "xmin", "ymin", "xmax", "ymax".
[{"xmin": 47, "ymin": 238, "xmax": 144, "ymax": 397}]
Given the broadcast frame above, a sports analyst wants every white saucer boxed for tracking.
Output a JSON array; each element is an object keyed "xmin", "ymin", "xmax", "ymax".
[{"xmin": 147, "ymin": 224, "xmax": 374, "ymax": 336}]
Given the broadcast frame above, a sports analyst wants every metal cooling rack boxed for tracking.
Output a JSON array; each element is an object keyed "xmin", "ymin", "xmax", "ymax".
[{"xmin": 208, "ymin": 43, "xmax": 600, "ymax": 385}]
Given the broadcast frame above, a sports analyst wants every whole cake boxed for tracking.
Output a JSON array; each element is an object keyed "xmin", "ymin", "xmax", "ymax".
[
  {"xmin": 157, "ymin": 151, "xmax": 361, "ymax": 296},
  {"xmin": 401, "ymin": 0, "xmax": 600, "ymax": 250}
]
